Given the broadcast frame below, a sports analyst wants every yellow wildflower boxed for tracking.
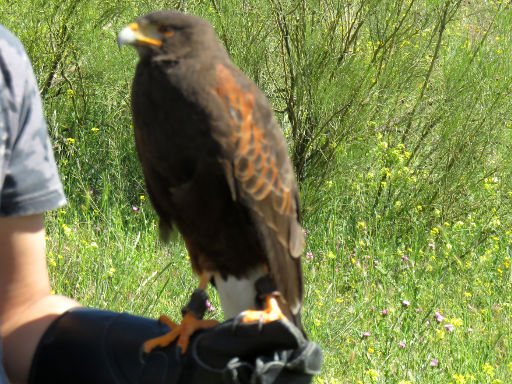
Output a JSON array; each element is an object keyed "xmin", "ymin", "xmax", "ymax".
[
  {"xmin": 365, "ymin": 369, "xmax": 379, "ymax": 382},
  {"xmin": 450, "ymin": 318, "xmax": 463, "ymax": 327},
  {"xmin": 483, "ymin": 362, "xmax": 495, "ymax": 377}
]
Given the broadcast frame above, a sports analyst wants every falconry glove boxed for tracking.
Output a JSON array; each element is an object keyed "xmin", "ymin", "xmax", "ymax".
[{"xmin": 29, "ymin": 307, "xmax": 323, "ymax": 384}]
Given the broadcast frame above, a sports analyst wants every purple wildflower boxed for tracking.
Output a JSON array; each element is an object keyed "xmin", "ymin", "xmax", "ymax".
[
  {"xmin": 381, "ymin": 309, "xmax": 390, "ymax": 316},
  {"xmin": 430, "ymin": 359, "xmax": 439, "ymax": 367},
  {"xmin": 434, "ymin": 312, "xmax": 444, "ymax": 323},
  {"xmin": 206, "ymin": 300, "xmax": 216, "ymax": 312},
  {"xmin": 362, "ymin": 332, "xmax": 371, "ymax": 339},
  {"xmin": 402, "ymin": 300, "xmax": 410, "ymax": 308}
]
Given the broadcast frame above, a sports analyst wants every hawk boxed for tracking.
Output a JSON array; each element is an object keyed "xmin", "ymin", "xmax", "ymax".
[{"xmin": 118, "ymin": 11, "xmax": 305, "ymax": 353}]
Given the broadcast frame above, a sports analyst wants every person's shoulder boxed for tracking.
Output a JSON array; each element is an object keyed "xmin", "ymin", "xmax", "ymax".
[
  {"xmin": 0, "ymin": 24, "xmax": 31, "ymax": 83},
  {"xmin": 0, "ymin": 24, "xmax": 27, "ymax": 57}
]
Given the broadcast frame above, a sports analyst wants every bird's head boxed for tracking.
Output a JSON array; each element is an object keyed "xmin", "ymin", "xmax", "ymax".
[{"xmin": 118, "ymin": 11, "xmax": 220, "ymax": 61}]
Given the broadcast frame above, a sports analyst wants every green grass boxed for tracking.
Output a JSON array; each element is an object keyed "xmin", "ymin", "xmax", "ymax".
[{"xmin": 2, "ymin": 0, "xmax": 512, "ymax": 383}]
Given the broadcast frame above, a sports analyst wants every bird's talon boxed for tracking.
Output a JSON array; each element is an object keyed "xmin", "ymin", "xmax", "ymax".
[
  {"xmin": 232, "ymin": 318, "xmax": 240, "ymax": 332},
  {"xmin": 234, "ymin": 312, "xmax": 251, "ymax": 333},
  {"xmin": 158, "ymin": 314, "xmax": 178, "ymax": 329},
  {"xmin": 139, "ymin": 345, "xmax": 147, "ymax": 362},
  {"xmin": 257, "ymin": 316, "xmax": 264, "ymax": 331}
]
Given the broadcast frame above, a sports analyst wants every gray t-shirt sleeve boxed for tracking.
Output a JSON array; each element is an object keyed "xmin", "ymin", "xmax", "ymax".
[{"xmin": 0, "ymin": 24, "xmax": 66, "ymax": 216}]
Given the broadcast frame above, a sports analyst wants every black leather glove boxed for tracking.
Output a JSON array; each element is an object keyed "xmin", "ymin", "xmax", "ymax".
[{"xmin": 29, "ymin": 307, "xmax": 322, "ymax": 383}]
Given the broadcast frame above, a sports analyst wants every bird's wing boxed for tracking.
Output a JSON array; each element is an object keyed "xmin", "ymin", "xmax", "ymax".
[{"xmin": 209, "ymin": 63, "xmax": 304, "ymax": 316}]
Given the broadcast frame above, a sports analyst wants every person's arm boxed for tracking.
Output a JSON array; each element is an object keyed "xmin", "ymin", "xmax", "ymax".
[{"xmin": 0, "ymin": 213, "xmax": 80, "ymax": 384}]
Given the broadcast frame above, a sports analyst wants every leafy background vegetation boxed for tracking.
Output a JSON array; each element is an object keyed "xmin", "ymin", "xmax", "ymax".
[{"xmin": 2, "ymin": 0, "xmax": 512, "ymax": 382}]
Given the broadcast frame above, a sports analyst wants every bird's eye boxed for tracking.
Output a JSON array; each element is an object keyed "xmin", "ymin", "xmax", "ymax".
[{"xmin": 158, "ymin": 25, "xmax": 175, "ymax": 37}]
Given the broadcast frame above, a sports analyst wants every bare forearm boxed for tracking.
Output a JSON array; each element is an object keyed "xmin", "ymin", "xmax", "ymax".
[{"xmin": 0, "ymin": 215, "xmax": 81, "ymax": 383}]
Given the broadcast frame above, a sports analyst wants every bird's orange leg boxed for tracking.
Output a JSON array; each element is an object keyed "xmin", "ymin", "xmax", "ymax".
[
  {"xmin": 238, "ymin": 264, "xmax": 287, "ymax": 324},
  {"xmin": 238, "ymin": 294, "xmax": 287, "ymax": 323},
  {"xmin": 143, "ymin": 271, "xmax": 219, "ymax": 354}
]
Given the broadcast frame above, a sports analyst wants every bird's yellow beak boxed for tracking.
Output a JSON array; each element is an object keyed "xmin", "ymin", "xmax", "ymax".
[{"xmin": 117, "ymin": 22, "xmax": 163, "ymax": 49}]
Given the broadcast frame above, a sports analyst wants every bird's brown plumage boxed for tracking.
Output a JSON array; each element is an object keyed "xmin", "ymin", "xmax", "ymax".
[{"xmin": 121, "ymin": 11, "xmax": 304, "ymax": 326}]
